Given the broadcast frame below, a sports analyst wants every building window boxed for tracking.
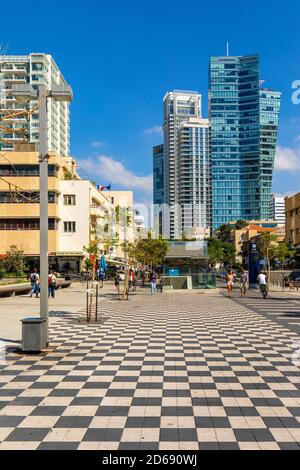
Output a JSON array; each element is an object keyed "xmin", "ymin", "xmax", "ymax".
[
  {"xmin": 0, "ymin": 165, "xmax": 57, "ymax": 177},
  {"xmin": 0, "ymin": 219, "xmax": 57, "ymax": 230},
  {"xmin": 63, "ymin": 195, "xmax": 76, "ymax": 206},
  {"xmin": 0, "ymin": 192, "xmax": 57, "ymax": 204},
  {"xmin": 64, "ymin": 221, "xmax": 76, "ymax": 233}
]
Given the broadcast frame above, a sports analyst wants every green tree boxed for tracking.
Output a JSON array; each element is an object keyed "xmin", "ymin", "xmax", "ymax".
[
  {"xmin": 0, "ymin": 245, "xmax": 27, "ymax": 277},
  {"xmin": 222, "ymin": 242, "xmax": 236, "ymax": 266},
  {"xmin": 208, "ymin": 239, "xmax": 236, "ymax": 267},
  {"xmin": 257, "ymin": 233, "xmax": 280, "ymax": 287},
  {"xmin": 123, "ymin": 236, "xmax": 168, "ymax": 270},
  {"xmin": 208, "ymin": 239, "xmax": 224, "ymax": 266},
  {"xmin": 274, "ymin": 242, "xmax": 295, "ymax": 268},
  {"xmin": 235, "ymin": 220, "xmax": 249, "ymax": 230},
  {"xmin": 216, "ymin": 223, "xmax": 233, "ymax": 243}
]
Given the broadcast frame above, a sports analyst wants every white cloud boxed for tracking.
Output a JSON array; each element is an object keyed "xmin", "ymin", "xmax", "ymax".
[
  {"xmin": 90, "ymin": 141, "xmax": 104, "ymax": 148},
  {"xmin": 78, "ymin": 155, "xmax": 153, "ymax": 195},
  {"xmin": 142, "ymin": 126, "xmax": 163, "ymax": 137},
  {"xmin": 274, "ymin": 145, "xmax": 300, "ymax": 172}
]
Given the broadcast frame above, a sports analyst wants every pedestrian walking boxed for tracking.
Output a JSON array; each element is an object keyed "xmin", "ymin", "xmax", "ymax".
[
  {"xmin": 158, "ymin": 274, "xmax": 163, "ymax": 293},
  {"xmin": 48, "ymin": 272, "xmax": 57, "ymax": 299},
  {"xmin": 141, "ymin": 270, "xmax": 146, "ymax": 287},
  {"xmin": 226, "ymin": 270, "xmax": 235, "ymax": 299},
  {"xmin": 240, "ymin": 269, "xmax": 248, "ymax": 298},
  {"xmin": 99, "ymin": 267, "xmax": 105, "ymax": 288},
  {"xmin": 29, "ymin": 269, "xmax": 40, "ymax": 298},
  {"xmin": 129, "ymin": 268, "xmax": 135, "ymax": 292},
  {"xmin": 150, "ymin": 271, "xmax": 157, "ymax": 296},
  {"xmin": 114, "ymin": 270, "xmax": 120, "ymax": 295}
]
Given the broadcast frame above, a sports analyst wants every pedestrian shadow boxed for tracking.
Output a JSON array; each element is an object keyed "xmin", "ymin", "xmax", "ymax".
[
  {"xmin": 0, "ymin": 338, "xmax": 21, "ymax": 344},
  {"xmin": 77, "ymin": 316, "xmax": 111, "ymax": 325},
  {"xmin": 280, "ymin": 312, "xmax": 300, "ymax": 318},
  {"xmin": 49, "ymin": 310, "xmax": 79, "ymax": 318}
]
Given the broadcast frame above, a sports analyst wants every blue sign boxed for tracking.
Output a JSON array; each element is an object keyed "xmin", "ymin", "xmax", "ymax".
[
  {"xmin": 249, "ymin": 243, "xmax": 261, "ymax": 286},
  {"xmin": 168, "ymin": 268, "xmax": 180, "ymax": 277}
]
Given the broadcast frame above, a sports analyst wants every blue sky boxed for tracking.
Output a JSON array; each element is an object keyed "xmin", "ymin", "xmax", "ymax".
[{"xmin": 1, "ymin": 0, "xmax": 300, "ymax": 204}]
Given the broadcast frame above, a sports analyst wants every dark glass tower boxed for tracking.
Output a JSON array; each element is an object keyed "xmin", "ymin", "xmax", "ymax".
[
  {"xmin": 153, "ymin": 144, "xmax": 164, "ymax": 206},
  {"xmin": 209, "ymin": 54, "xmax": 281, "ymax": 231}
]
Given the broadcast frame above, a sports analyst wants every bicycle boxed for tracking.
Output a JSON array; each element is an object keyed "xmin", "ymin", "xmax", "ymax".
[{"xmin": 260, "ymin": 284, "xmax": 268, "ymax": 299}]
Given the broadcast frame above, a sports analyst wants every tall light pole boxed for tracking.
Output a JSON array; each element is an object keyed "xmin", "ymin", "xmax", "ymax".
[
  {"xmin": 11, "ymin": 83, "xmax": 73, "ymax": 347},
  {"xmin": 38, "ymin": 85, "xmax": 49, "ymax": 335}
]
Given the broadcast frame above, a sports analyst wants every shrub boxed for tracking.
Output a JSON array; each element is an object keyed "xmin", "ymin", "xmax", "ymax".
[{"xmin": 0, "ymin": 268, "xmax": 6, "ymax": 280}]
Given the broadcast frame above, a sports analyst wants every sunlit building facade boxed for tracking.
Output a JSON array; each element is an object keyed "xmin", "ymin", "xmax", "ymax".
[
  {"xmin": 209, "ymin": 54, "xmax": 281, "ymax": 231},
  {"xmin": 0, "ymin": 53, "xmax": 70, "ymax": 156}
]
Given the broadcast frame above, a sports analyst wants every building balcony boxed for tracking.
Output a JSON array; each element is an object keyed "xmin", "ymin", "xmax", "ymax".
[
  {"xmin": 0, "ymin": 177, "xmax": 60, "ymax": 192},
  {"xmin": 0, "ymin": 203, "xmax": 60, "ymax": 219},
  {"xmin": 3, "ymin": 76, "xmax": 27, "ymax": 83},
  {"xmin": 90, "ymin": 206, "xmax": 106, "ymax": 218}
]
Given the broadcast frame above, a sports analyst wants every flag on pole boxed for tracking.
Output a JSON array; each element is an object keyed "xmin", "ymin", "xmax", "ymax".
[{"xmin": 97, "ymin": 185, "xmax": 111, "ymax": 192}]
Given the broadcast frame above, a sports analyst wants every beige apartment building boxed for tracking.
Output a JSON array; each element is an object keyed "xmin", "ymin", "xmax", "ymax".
[
  {"xmin": 230, "ymin": 220, "xmax": 282, "ymax": 265},
  {"xmin": 0, "ymin": 150, "xmax": 75, "ymax": 261},
  {"xmin": 0, "ymin": 150, "xmax": 130, "ymax": 273},
  {"xmin": 285, "ymin": 193, "xmax": 300, "ymax": 250}
]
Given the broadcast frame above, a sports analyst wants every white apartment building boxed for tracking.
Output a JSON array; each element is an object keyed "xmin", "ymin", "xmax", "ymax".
[
  {"xmin": 0, "ymin": 53, "xmax": 70, "ymax": 156},
  {"xmin": 58, "ymin": 181, "xmax": 111, "ymax": 272},
  {"xmin": 178, "ymin": 117, "xmax": 210, "ymax": 237},
  {"xmin": 269, "ymin": 194, "xmax": 285, "ymax": 225},
  {"xmin": 134, "ymin": 212, "xmax": 145, "ymax": 229},
  {"xmin": 162, "ymin": 90, "xmax": 210, "ymax": 239},
  {"xmin": 106, "ymin": 191, "xmax": 135, "ymax": 260}
]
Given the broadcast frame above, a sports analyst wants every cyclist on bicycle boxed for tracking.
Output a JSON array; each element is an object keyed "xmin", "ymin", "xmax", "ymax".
[{"xmin": 257, "ymin": 271, "xmax": 268, "ymax": 297}]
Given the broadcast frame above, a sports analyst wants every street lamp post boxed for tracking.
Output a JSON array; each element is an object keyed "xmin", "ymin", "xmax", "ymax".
[
  {"xmin": 38, "ymin": 86, "xmax": 49, "ymax": 341},
  {"xmin": 11, "ymin": 83, "xmax": 73, "ymax": 349}
]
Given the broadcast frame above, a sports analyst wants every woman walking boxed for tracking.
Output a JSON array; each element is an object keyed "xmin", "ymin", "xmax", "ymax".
[
  {"xmin": 150, "ymin": 271, "xmax": 157, "ymax": 296},
  {"xmin": 240, "ymin": 269, "xmax": 248, "ymax": 298},
  {"xmin": 226, "ymin": 270, "xmax": 235, "ymax": 299},
  {"xmin": 48, "ymin": 271, "xmax": 57, "ymax": 299},
  {"xmin": 114, "ymin": 270, "xmax": 120, "ymax": 296}
]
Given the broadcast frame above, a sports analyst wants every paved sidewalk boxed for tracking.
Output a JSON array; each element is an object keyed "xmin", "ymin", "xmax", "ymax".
[{"xmin": 0, "ymin": 286, "xmax": 300, "ymax": 450}]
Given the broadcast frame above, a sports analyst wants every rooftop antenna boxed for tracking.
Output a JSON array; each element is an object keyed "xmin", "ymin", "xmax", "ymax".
[{"xmin": 226, "ymin": 42, "xmax": 230, "ymax": 57}]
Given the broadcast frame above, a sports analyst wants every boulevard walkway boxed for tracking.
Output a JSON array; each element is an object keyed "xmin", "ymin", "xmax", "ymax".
[{"xmin": 0, "ymin": 285, "xmax": 300, "ymax": 450}]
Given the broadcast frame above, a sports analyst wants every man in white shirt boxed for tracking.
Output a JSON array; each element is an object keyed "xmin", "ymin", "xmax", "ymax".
[
  {"xmin": 257, "ymin": 272, "xmax": 267, "ymax": 285},
  {"xmin": 257, "ymin": 271, "xmax": 268, "ymax": 296}
]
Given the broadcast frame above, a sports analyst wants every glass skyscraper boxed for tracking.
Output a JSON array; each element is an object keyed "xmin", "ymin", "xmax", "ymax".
[
  {"xmin": 153, "ymin": 144, "xmax": 164, "ymax": 236},
  {"xmin": 153, "ymin": 144, "xmax": 164, "ymax": 206},
  {"xmin": 209, "ymin": 54, "xmax": 281, "ymax": 231}
]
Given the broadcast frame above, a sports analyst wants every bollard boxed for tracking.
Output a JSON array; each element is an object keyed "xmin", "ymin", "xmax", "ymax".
[
  {"xmin": 86, "ymin": 279, "xmax": 89, "ymax": 322},
  {"xmin": 95, "ymin": 283, "xmax": 99, "ymax": 322}
]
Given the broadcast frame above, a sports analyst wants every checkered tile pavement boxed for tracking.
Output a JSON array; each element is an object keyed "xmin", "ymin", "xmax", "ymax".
[
  {"xmin": 1, "ymin": 290, "xmax": 300, "ymax": 450},
  {"xmin": 233, "ymin": 294, "xmax": 300, "ymax": 335}
]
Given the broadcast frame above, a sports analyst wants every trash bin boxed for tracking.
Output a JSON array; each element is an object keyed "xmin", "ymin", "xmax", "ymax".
[{"xmin": 21, "ymin": 318, "xmax": 47, "ymax": 352}]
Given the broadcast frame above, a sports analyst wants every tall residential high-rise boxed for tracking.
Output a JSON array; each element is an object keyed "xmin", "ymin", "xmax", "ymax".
[
  {"xmin": 178, "ymin": 118, "xmax": 210, "ymax": 237},
  {"xmin": 209, "ymin": 54, "xmax": 281, "ymax": 231},
  {"xmin": 270, "ymin": 194, "xmax": 285, "ymax": 225},
  {"xmin": 162, "ymin": 90, "xmax": 206, "ymax": 239},
  {"xmin": 0, "ymin": 53, "xmax": 70, "ymax": 156}
]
